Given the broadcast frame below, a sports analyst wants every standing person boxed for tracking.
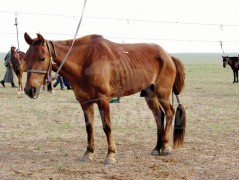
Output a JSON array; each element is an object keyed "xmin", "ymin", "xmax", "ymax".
[
  {"xmin": 63, "ymin": 78, "xmax": 72, "ymax": 90},
  {"xmin": 0, "ymin": 45, "xmax": 17, "ymax": 88},
  {"xmin": 53, "ymin": 75, "xmax": 64, "ymax": 90}
]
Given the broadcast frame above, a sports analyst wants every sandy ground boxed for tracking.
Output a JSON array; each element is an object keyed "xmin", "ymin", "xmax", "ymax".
[{"xmin": 0, "ymin": 63, "xmax": 239, "ymax": 179}]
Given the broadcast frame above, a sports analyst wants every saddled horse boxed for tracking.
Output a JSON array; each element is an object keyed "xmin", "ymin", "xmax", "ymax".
[
  {"xmin": 24, "ymin": 33, "xmax": 186, "ymax": 165},
  {"xmin": 222, "ymin": 56, "xmax": 239, "ymax": 83},
  {"xmin": 11, "ymin": 50, "xmax": 54, "ymax": 92}
]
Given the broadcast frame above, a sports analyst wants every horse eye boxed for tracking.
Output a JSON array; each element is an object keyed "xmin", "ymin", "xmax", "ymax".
[{"xmin": 41, "ymin": 58, "xmax": 45, "ymax": 61}]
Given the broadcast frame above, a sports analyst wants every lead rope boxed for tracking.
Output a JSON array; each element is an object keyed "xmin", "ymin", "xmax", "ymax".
[
  {"xmin": 219, "ymin": 41, "xmax": 226, "ymax": 56},
  {"xmin": 52, "ymin": 0, "xmax": 88, "ymax": 80}
]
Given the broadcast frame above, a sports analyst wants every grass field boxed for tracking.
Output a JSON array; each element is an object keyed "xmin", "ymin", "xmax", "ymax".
[{"xmin": 0, "ymin": 53, "xmax": 239, "ymax": 179}]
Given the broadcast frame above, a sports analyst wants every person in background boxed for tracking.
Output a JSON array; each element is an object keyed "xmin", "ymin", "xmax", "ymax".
[
  {"xmin": 53, "ymin": 75, "xmax": 64, "ymax": 90},
  {"xmin": 0, "ymin": 45, "xmax": 17, "ymax": 88},
  {"xmin": 63, "ymin": 78, "xmax": 72, "ymax": 90}
]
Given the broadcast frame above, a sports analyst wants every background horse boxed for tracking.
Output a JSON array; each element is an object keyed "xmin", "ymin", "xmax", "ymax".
[
  {"xmin": 23, "ymin": 33, "xmax": 186, "ymax": 165},
  {"xmin": 222, "ymin": 56, "xmax": 239, "ymax": 83},
  {"xmin": 11, "ymin": 50, "xmax": 27, "ymax": 92},
  {"xmin": 11, "ymin": 50, "xmax": 54, "ymax": 93}
]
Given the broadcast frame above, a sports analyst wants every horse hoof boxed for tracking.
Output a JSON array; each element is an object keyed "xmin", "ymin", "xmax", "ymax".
[
  {"xmin": 81, "ymin": 154, "xmax": 93, "ymax": 162},
  {"xmin": 160, "ymin": 146, "xmax": 172, "ymax": 156},
  {"xmin": 151, "ymin": 149, "xmax": 160, "ymax": 156},
  {"xmin": 103, "ymin": 157, "xmax": 116, "ymax": 165}
]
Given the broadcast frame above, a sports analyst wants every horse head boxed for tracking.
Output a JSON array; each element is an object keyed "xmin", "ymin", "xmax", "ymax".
[
  {"xmin": 24, "ymin": 32, "xmax": 52, "ymax": 99},
  {"xmin": 222, "ymin": 56, "xmax": 228, "ymax": 68}
]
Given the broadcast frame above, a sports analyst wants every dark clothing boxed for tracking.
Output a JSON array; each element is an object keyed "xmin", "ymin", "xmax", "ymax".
[
  {"xmin": 63, "ymin": 78, "xmax": 71, "ymax": 89},
  {"xmin": 53, "ymin": 76, "xmax": 72, "ymax": 90},
  {"xmin": 1, "ymin": 51, "xmax": 17, "ymax": 87},
  {"xmin": 53, "ymin": 76, "xmax": 64, "ymax": 90}
]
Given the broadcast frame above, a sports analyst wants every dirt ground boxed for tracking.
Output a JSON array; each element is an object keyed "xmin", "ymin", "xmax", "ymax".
[{"xmin": 0, "ymin": 63, "xmax": 239, "ymax": 180}]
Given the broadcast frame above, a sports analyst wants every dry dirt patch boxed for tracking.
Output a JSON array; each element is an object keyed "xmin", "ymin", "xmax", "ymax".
[{"xmin": 0, "ymin": 63, "xmax": 239, "ymax": 179}]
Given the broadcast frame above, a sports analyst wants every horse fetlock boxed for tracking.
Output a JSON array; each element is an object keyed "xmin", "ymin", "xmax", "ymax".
[
  {"xmin": 151, "ymin": 149, "xmax": 160, "ymax": 156},
  {"xmin": 81, "ymin": 152, "xmax": 94, "ymax": 162},
  {"xmin": 104, "ymin": 153, "xmax": 116, "ymax": 165},
  {"xmin": 160, "ymin": 146, "xmax": 172, "ymax": 156}
]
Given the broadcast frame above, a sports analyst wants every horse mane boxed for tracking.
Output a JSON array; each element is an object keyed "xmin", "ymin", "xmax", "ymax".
[
  {"xmin": 55, "ymin": 34, "xmax": 103, "ymax": 46},
  {"xmin": 226, "ymin": 56, "xmax": 238, "ymax": 64},
  {"xmin": 17, "ymin": 51, "xmax": 25, "ymax": 56},
  {"xmin": 230, "ymin": 57, "xmax": 238, "ymax": 61}
]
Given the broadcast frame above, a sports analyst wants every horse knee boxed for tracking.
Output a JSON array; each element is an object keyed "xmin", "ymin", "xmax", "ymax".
[
  {"xmin": 103, "ymin": 123, "xmax": 111, "ymax": 134},
  {"xmin": 170, "ymin": 105, "xmax": 175, "ymax": 115}
]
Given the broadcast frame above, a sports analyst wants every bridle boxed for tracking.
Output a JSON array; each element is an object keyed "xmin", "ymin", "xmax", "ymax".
[
  {"xmin": 222, "ymin": 56, "xmax": 229, "ymax": 68},
  {"xmin": 27, "ymin": 41, "xmax": 57, "ymax": 84}
]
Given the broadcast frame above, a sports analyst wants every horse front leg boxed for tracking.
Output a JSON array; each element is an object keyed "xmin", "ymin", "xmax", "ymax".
[
  {"xmin": 236, "ymin": 70, "xmax": 238, "ymax": 83},
  {"xmin": 80, "ymin": 102, "xmax": 95, "ymax": 162},
  {"xmin": 19, "ymin": 71, "xmax": 23, "ymax": 92},
  {"xmin": 233, "ymin": 70, "xmax": 236, "ymax": 83},
  {"xmin": 18, "ymin": 76, "xmax": 21, "ymax": 92},
  {"xmin": 97, "ymin": 97, "xmax": 116, "ymax": 165},
  {"xmin": 16, "ymin": 73, "xmax": 23, "ymax": 93}
]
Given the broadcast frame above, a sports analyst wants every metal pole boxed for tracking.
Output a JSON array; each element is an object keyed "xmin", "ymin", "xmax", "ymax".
[{"xmin": 14, "ymin": 14, "xmax": 20, "ymax": 50}]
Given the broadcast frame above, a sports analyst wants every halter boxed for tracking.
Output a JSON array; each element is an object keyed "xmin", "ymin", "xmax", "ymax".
[{"xmin": 27, "ymin": 41, "xmax": 55, "ymax": 83}]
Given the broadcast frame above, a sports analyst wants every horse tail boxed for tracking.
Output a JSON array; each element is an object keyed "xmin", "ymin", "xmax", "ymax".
[
  {"xmin": 172, "ymin": 56, "xmax": 185, "ymax": 95},
  {"xmin": 171, "ymin": 56, "xmax": 186, "ymax": 149}
]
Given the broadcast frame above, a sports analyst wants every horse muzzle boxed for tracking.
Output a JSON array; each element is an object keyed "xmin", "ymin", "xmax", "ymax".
[{"xmin": 24, "ymin": 87, "xmax": 40, "ymax": 99}]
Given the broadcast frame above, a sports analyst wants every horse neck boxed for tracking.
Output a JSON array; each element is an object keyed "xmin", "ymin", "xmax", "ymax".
[
  {"xmin": 227, "ymin": 58, "xmax": 239, "ymax": 71},
  {"xmin": 51, "ymin": 42, "xmax": 86, "ymax": 78},
  {"xmin": 17, "ymin": 52, "xmax": 27, "ymax": 72}
]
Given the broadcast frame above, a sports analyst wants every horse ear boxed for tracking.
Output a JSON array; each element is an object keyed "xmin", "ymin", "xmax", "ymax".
[
  {"xmin": 24, "ymin": 32, "xmax": 33, "ymax": 45},
  {"xmin": 37, "ymin": 33, "xmax": 45, "ymax": 45}
]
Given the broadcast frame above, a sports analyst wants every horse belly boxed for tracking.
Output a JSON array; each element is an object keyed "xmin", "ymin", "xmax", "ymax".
[{"xmin": 110, "ymin": 66, "xmax": 156, "ymax": 97}]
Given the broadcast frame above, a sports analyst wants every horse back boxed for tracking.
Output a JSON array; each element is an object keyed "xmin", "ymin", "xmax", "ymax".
[{"xmin": 83, "ymin": 38, "xmax": 172, "ymax": 97}]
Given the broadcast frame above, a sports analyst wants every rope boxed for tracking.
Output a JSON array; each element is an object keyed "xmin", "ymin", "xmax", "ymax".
[
  {"xmin": 14, "ymin": 15, "xmax": 20, "ymax": 50},
  {"xmin": 52, "ymin": 0, "xmax": 87, "ymax": 80},
  {"xmin": 219, "ymin": 41, "xmax": 226, "ymax": 56}
]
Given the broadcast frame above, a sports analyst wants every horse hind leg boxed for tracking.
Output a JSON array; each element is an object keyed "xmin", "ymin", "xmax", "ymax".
[
  {"xmin": 144, "ymin": 95, "xmax": 165, "ymax": 156},
  {"xmin": 158, "ymin": 98, "xmax": 175, "ymax": 156},
  {"xmin": 143, "ymin": 83, "xmax": 174, "ymax": 156}
]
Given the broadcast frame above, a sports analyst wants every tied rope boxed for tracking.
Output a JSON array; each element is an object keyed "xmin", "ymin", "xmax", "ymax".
[
  {"xmin": 14, "ymin": 15, "xmax": 20, "ymax": 50},
  {"xmin": 52, "ymin": 0, "xmax": 88, "ymax": 80},
  {"xmin": 219, "ymin": 41, "xmax": 226, "ymax": 56}
]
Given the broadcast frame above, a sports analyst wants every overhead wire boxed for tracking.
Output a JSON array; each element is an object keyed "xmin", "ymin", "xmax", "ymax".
[
  {"xmin": 1, "ymin": 10, "xmax": 239, "ymax": 48},
  {"xmin": 1, "ymin": 10, "xmax": 239, "ymax": 27}
]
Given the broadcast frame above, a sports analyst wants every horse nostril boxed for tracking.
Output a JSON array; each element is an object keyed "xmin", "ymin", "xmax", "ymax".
[{"xmin": 32, "ymin": 87, "xmax": 37, "ymax": 94}]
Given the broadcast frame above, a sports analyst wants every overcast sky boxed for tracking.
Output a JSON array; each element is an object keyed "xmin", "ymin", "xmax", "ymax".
[{"xmin": 1, "ymin": 0, "xmax": 239, "ymax": 53}]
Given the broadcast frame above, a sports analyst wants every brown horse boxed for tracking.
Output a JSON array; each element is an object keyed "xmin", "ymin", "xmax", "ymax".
[
  {"xmin": 11, "ymin": 50, "xmax": 27, "ymax": 92},
  {"xmin": 24, "ymin": 33, "xmax": 186, "ymax": 165},
  {"xmin": 222, "ymin": 56, "xmax": 239, "ymax": 83},
  {"xmin": 11, "ymin": 50, "xmax": 54, "ymax": 93}
]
